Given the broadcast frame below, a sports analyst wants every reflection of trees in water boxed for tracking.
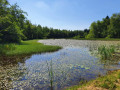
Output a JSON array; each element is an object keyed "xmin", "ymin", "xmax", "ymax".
[{"xmin": 0, "ymin": 56, "xmax": 28, "ymax": 89}]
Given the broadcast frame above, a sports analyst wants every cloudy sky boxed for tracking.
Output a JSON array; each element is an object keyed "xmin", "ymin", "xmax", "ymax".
[{"xmin": 9, "ymin": 0, "xmax": 120, "ymax": 30}]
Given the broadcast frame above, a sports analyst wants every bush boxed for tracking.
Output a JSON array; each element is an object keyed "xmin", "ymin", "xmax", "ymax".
[{"xmin": 73, "ymin": 35, "xmax": 81, "ymax": 39}]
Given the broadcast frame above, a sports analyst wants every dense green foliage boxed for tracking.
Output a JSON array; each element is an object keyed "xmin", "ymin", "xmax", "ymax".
[
  {"xmin": 87, "ymin": 14, "xmax": 120, "ymax": 38},
  {"xmin": 0, "ymin": 0, "xmax": 89, "ymax": 43},
  {"xmin": 0, "ymin": 0, "xmax": 26, "ymax": 43},
  {"xmin": 1, "ymin": 0, "xmax": 120, "ymax": 43}
]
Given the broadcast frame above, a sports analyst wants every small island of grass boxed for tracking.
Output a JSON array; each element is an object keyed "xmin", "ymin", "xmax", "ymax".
[{"xmin": 0, "ymin": 40, "xmax": 62, "ymax": 56}]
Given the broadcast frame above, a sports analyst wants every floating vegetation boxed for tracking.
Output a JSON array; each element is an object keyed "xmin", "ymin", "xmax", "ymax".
[{"xmin": 1, "ymin": 39, "xmax": 120, "ymax": 89}]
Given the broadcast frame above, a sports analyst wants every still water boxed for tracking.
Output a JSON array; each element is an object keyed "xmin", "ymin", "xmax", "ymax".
[{"xmin": 1, "ymin": 39, "xmax": 120, "ymax": 90}]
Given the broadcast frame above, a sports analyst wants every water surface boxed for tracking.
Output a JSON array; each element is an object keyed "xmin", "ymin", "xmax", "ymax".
[{"xmin": 1, "ymin": 39, "xmax": 120, "ymax": 90}]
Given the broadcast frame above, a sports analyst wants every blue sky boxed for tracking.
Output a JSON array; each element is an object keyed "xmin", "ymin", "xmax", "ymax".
[{"xmin": 9, "ymin": 0, "xmax": 120, "ymax": 30}]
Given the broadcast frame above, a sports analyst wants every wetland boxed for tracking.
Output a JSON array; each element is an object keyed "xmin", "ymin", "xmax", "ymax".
[{"xmin": 1, "ymin": 39, "xmax": 120, "ymax": 90}]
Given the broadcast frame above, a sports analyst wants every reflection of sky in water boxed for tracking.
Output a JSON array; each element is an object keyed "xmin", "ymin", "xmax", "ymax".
[
  {"xmin": 19, "ymin": 46, "xmax": 108, "ymax": 89},
  {"xmin": 1, "ymin": 40, "xmax": 120, "ymax": 90}
]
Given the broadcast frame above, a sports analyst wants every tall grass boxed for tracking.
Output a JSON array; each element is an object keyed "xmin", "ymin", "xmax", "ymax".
[
  {"xmin": 98, "ymin": 45, "xmax": 115, "ymax": 59},
  {"xmin": 0, "ymin": 44, "xmax": 16, "ymax": 55},
  {"xmin": 46, "ymin": 60, "xmax": 54, "ymax": 90},
  {"xmin": 2, "ymin": 40, "xmax": 61, "ymax": 56}
]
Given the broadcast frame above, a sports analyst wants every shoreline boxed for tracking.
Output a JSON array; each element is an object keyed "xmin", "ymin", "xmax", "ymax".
[
  {"xmin": 0, "ymin": 40, "xmax": 62, "ymax": 56},
  {"xmin": 67, "ymin": 69, "xmax": 120, "ymax": 90}
]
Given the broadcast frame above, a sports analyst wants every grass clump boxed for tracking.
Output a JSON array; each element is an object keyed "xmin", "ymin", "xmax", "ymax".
[
  {"xmin": 98, "ymin": 45, "xmax": 115, "ymax": 60},
  {"xmin": 0, "ymin": 44, "xmax": 16, "ymax": 55},
  {"xmin": 1, "ymin": 40, "xmax": 61, "ymax": 56},
  {"xmin": 98, "ymin": 78, "xmax": 116, "ymax": 89},
  {"xmin": 117, "ymin": 73, "xmax": 120, "ymax": 79}
]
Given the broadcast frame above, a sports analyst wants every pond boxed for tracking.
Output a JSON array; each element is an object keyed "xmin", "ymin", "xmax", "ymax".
[{"xmin": 1, "ymin": 39, "xmax": 120, "ymax": 90}]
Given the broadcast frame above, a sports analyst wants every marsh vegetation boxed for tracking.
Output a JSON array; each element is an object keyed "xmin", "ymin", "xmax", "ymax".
[
  {"xmin": 98, "ymin": 45, "xmax": 116, "ymax": 60},
  {"xmin": 1, "ymin": 0, "xmax": 120, "ymax": 90},
  {"xmin": 0, "ymin": 40, "xmax": 61, "ymax": 56},
  {"xmin": 1, "ymin": 39, "xmax": 120, "ymax": 89}
]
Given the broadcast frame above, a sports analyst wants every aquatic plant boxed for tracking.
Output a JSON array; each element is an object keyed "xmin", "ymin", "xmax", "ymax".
[
  {"xmin": 98, "ymin": 45, "xmax": 115, "ymax": 60},
  {"xmin": 46, "ymin": 60, "xmax": 54, "ymax": 90}
]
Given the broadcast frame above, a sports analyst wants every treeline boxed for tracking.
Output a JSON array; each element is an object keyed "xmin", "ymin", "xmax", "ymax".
[
  {"xmin": 87, "ymin": 14, "xmax": 120, "ymax": 38},
  {"xmin": 0, "ymin": 0, "xmax": 89, "ymax": 43},
  {"xmin": 22, "ymin": 23, "xmax": 89, "ymax": 40},
  {"xmin": 1, "ymin": 0, "xmax": 120, "ymax": 43}
]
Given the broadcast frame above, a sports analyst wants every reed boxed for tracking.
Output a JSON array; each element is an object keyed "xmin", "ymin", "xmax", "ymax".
[
  {"xmin": 98, "ymin": 45, "xmax": 115, "ymax": 60},
  {"xmin": 46, "ymin": 60, "xmax": 54, "ymax": 90}
]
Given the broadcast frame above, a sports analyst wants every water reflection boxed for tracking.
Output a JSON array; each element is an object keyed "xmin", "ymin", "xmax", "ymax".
[{"xmin": 1, "ymin": 39, "xmax": 120, "ymax": 89}]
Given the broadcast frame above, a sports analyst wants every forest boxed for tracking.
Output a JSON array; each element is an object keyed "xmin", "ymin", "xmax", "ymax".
[
  {"xmin": 87, "ymin": 15, "xmax": 120, "ymax": 38},
  {"xmin": 0, "ymin": 0, "xmax": 89, "ymax": 43},
  {"xmin": 0, "ymin": 0, "xmax": 120, "ymax": 43}
]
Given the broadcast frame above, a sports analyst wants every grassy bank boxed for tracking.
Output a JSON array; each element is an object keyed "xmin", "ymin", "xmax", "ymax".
[
  {"xmin": 0, "ymin": 40, "xmax": 62, "ymax": 56},
  {"xmin": 67, "ymin": 70, "xmax": 120, "ymax": 90}
]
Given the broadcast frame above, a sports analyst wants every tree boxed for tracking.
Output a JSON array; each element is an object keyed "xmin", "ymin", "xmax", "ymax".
[
  {"xmin": 86, "ymin": 22, "xmax": 96, "ymax": 38},
  {"xmin": 87, "ymin": 16, "xmax": 110, "ymax": 38},
  {"xmin": 0, "ymin": 1, "xmax": 26, "ymax": 43},
  {"xmin": 107, "ymin": 13, "xmax": 120, "ymax": 38},
  {"xmin": 0, "ymin": 16, "xmax": 23, "ymax": 43},
  {"xmin": 23, "ymin": 20, "xmax": 33, "ymax": 40},
  {"xmin": 0, "ymin": 0, "xmax": 9, "ymax": 16},
  {"xmin": 84, "ymin": 29, "xmax": 89, "ymax": 38},
  {"xmin": 102, "ymin": 16, "xmax": 110, "ymax": 38}
]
